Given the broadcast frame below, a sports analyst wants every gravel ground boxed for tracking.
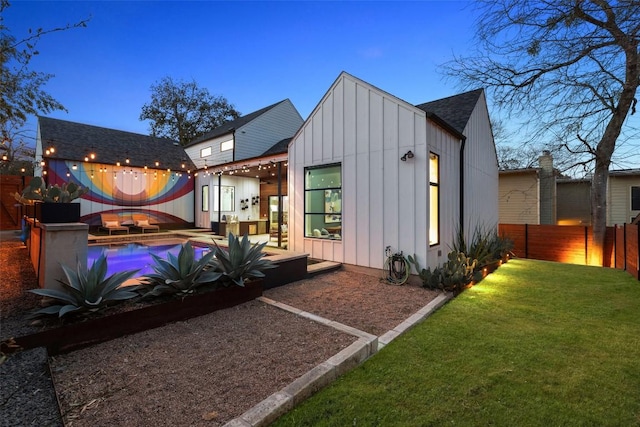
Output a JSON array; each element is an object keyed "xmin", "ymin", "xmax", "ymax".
[{"xmin": 0, "ymin": 231, "xmax": 441, "ymax": 426}]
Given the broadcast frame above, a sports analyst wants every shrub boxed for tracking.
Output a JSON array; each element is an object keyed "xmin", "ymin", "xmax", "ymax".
[
  {"xmin": 408, "ymin": 251, "xmax": 476, "ymax": 294},
  {"xmin": 29, "ymin": 250, "xmax": 139, "ymax": 318},
  {"xmin": 208, "ymin": 233, "xmax": 276, "ymax": 287},
  {"xmin": 452, "ymin": 224, "xmax": 513, "ymax": 268},
  {"xmin": 140, "ymin": 241, "xmax": 222, "ymax": 297}
]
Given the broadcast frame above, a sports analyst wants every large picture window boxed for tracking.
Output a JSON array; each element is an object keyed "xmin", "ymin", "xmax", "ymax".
[
  {"xmin": 305, "ymin": 163, "xmax": 342, "ymax": 239},
  {"xmin": 429, "ymin": 152, "xmax": 440, "ymax": 246}
]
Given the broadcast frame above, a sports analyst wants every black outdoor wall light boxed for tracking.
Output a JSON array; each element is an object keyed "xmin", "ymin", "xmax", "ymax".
[{"xmin": 400, "ymin": 150, "xmax": 414, "ymax": 161}]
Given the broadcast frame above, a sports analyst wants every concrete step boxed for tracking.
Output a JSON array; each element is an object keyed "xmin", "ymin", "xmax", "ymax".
[{"xmin": 307, "ymin": 261, "xmax": 341, "ymax": 276}]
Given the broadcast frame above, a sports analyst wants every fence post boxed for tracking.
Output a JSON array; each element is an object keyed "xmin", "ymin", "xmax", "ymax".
[
  {"xmin": 624, "ymin": 223, "xmax": 627, "ymax": 271},
  {"xmin": 584, "ymin": 226, "xmax": 588, "ymax": 265}
]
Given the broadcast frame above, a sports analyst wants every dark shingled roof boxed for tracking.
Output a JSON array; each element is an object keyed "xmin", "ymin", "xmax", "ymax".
[
  {"xmin": 415, "ymin": 88, "xmax": 484, "ymax": 135},
  {"xmin": 39, "ymin": 116, "xmax": 195, "ymax": 171},
  {"xmin": 261, "ymin": 137, "xmax": 291, "ymax": 156},
  {"xmin": 186, "ymin": 99, "xmax": 289, "ymax": 147}
]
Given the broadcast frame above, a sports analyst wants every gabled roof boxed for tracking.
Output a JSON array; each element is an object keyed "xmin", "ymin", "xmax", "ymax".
[
  {"xmin": 415, "ymin": 88, "xmax": 484, "ymax": 134},
  {"xmin": 38, "ymin": 116, "xmax": 195, "ymax": 171},
  {"xmin": 261, "ymin": 137, "xmax": 291, "ymax": 156},
  {"xmin": 187, "ymin": 99, "xmax": 290, "ymax": 146}
]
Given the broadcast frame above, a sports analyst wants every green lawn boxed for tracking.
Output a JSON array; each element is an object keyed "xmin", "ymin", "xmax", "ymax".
[{"xmin": 274, "ymin": 259, "xmax": 640, "ymax": 426}]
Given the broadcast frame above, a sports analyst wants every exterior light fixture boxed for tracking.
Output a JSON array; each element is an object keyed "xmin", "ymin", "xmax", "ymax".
[
  {"xmin": 90, "ymin": 152, "xmax": 96, "ymax": 160},
  {"xmin": 116, "ymin": 161, "xmax": 121, "ymax": 167},
  {"xmin": 72, "ymin": 164, "xmax": 78, "ymax": 170},
  {"xmin": 84, "ymin": 155, "xmax": 89, "ymax": 162},
  {"xmin": 40, "ymin": 160, "xmax": 45, "ymax": 166},
  {"xmin": 400, "ymin": 150, "xmax": 414, "ymax": 161},
  {"xmin": 2, "ymin": 154, "xmax": 8, "ymax": 161},
  {"xmin": 155, "ymin": 161, "xmax": 160, "ymax": 167}
]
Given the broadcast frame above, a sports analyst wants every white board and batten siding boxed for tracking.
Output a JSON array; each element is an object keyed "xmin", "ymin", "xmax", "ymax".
[
  {"xmin": 289, "ymin": 72, "xmax": 463, "ymax": 270},
  {"xmin": 461, "ymin": 90, "xmax": 500, "ymax": 236}
]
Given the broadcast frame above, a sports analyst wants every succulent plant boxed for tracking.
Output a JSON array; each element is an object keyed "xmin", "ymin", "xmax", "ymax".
[
  {"xmin": 140, "ymin": 241, "xmax": 222, "ymax": 297},
  {"xmin": 208, "ymin": 233, "xmax": 276, "ymax": 287},
  {"xmin": 29, "ymin": 250, "xmax": 140, "ymax": 318},
  {"xmin": 408, "ymin": 251, "xmax": 476, "ymax": 293},
  {"xmin": 14, "ymin": 176, "xmax": 88, "ymax": 204}
]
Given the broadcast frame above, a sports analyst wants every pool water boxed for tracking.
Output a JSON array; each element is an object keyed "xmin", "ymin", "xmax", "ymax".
[{"xmin": 87, "ymin": 242, "xmax": 210, "ymax": 278}]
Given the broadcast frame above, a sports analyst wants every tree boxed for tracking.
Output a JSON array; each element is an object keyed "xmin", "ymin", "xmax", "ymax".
[
  {"xmin": 139, "ymin": 77, "xmax": 241, "ymax": 146},
  {"xmin": 0, "ymin": 0, "xmax": 88, "ymax": 172},
  {"xmin": 446, "ymin": 0, "xmax": 640, "ymax": 265}
]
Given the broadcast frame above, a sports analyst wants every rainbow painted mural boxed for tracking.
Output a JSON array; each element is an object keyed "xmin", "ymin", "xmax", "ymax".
[{"xmin": 47, "ymin": 160, "xmax": 194, "ymax": 227}]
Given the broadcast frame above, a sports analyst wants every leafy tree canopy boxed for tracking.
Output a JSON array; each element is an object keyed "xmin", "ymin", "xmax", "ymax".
[{"xmin": 139, "ymin": 76, "xmax": 241, "ymax": 146}]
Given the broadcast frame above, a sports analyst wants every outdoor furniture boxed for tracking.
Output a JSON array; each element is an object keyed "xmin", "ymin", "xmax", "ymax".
[
  {"xmin": 131, "ymin": 214, "xmax": 160, "ymax": 233},
  {"xmin": 269, "ymin": 224, "xmax": 288, "ymax": 241},
  {"xmin": 99, "ymin": 213, "xmax": 129, "ymax": 235}
]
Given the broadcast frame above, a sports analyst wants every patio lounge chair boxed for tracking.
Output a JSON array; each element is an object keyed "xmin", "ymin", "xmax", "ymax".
[
  {"xmin": 99, "ymin": 213, "xmax": 129, "ymax": 235},
  {"xmin": 131, "ymin": 214, "xmax": 160, "ymax": 233}
]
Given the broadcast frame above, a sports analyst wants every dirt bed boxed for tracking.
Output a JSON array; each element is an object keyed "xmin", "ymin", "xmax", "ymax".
[{"xmin": 1, "ymin": 234, "xmax": 441, "ymax": 426}]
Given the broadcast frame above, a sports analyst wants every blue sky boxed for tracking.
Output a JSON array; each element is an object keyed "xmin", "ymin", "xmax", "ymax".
[
  {"xmin": 5, "ymin": 1, "xmax": 638, "ymax": 172},
  {"xmin": 5, "ymin": 0, "xmax": 476, "ymax": 139}
]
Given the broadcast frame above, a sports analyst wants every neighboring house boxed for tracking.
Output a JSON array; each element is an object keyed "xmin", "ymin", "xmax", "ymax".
[
  {"xmin": 499, "ymin": 152, "xmax": 640, "ymax": 226},
  {"xmin": 556, "ymin": 178, "xmax": 591, "ymax": 225},
  {"xmin": 35, "ymin": 116, "xmax": 196, "ymax": 227},
  {"xmin": 184, "ymin": 99, "xmax": 303, "ymax": 234},
  {"xmin": 498, "ymin": 151, "xmax": 557, "ymax": 225},
  {"xmin": 608, "ymin": 169, "xmax": 640, "ymax": 225},
  {"xmin": 287, "ymin": 72, "xmax": 498, "ymax": 270}
]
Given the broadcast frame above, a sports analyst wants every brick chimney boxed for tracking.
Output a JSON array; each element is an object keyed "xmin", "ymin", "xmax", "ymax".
[{"xmin": 538, "ymin": 150, "xmax": 556, "ymax": 224}]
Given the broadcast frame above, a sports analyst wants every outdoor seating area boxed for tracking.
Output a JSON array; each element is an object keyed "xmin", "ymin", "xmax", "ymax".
[
  {"xmin": 130, "ymin": 214, "xmax": 160, "ymax": 233},
  {"xmin": 98, "ymin": 213, "xmax": 129, "ymax": 235}
]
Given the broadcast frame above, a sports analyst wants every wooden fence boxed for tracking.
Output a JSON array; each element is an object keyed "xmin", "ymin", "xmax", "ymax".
[{"xmin": 498, "ymin": 223, "xmax": 639, "ymax": 280}]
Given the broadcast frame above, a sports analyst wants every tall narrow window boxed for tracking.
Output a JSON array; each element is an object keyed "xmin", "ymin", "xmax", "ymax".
[
  {"xmin": 304, "ymin": 163, "xmax": 342, "ymax": 239},
  {"xmin": 202, "ymin": 185, "xmax": 209, "ymax": 212},
  {"xmin": 632, "ymin": 186, "xmax": 640, "ymax": 211},
  {"xmin": 429, "ymin": 152, "xmax": 440, "ymax": 246}
]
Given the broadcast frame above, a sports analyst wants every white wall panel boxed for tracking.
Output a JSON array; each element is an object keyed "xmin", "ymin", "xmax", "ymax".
[{"xmin": 288, "ymin": 73, "xmax": 496, "ymax": 271}]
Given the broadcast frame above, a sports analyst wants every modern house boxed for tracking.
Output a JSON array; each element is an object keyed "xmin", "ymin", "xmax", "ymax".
[
  {"xmin": 499, "ymin": 152, "xmax": 640, "ymax": 226},
  {"xmin": 35, "ymin": 116, "xmax": 196, "ymax": 227},
  {"xmin": 184, "ymin": 99, "xmax": 303, "ymax": 243},
  {"xmin": 287, "ymin": 72, "xmax": 498, "ymax": 270}
]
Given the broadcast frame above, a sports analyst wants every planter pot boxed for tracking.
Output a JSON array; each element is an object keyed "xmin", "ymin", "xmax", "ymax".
[
  {"xmin": 35, "ymin": 203, "xmax": 81, "ymax": 223},
  {"xmin": 2, "ymin": 280, "xmax": 263, "ymax": 356}
]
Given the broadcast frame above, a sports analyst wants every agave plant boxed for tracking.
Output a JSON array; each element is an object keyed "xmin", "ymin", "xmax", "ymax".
[
  {"xmin": 140, "ymin": 241, "xmax": 221, "ymax": 297},
  {"xmin": 29, "ymin": 250, "xmax": 140, "ymax": 318},
  {"xmin": 209, "ymin": 233, "xmax": 276, "ymax": 287}
]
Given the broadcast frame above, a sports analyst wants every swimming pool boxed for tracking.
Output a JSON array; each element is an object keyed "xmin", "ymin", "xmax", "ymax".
[{"xmin": 87, "ymin": 241, "xmax": 210, "ymax": 278}]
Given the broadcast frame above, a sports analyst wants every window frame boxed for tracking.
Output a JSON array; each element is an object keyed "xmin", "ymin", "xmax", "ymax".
[
  {"xmin": 200, "ymin": 146, "xmax": 212, "ymax": 158},
  {"xmin": 429, "ymin": 152, "xmax": 440, "ymax": 247},
  {"xmin": 220, "ymin": 139, "xmax": 234, "ymax": 152},
  {"xmin": 201, "ymin": 185, "xmax": 209, "ymax": 212},
  {"xmin": 304, "ymin": 163, "xmax": 342, "ymax": 240},
  {"xmin": 631, "ymin": 186, "xmax": 640, "ymax": 211}
]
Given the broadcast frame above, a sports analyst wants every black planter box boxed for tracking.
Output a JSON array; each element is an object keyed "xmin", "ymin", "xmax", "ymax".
[
  {"xmin": 35, "ymin": 203, "xmax": 81, "ymax": 223},
  {"xmin": 2, "ymin": 280, "xmax": 263, "ymax": 355}
]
